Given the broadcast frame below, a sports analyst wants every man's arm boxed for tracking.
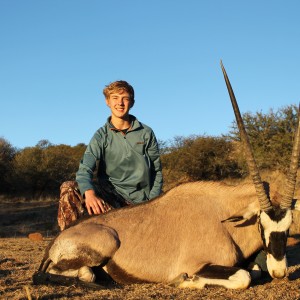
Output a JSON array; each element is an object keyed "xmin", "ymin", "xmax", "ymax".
[
  {"xmin": 76, "ymin": 133, "xmax": 108, "ymax": 214},
  {"xmin": 147, "ymin": 131, "xmax": 163, "ymax": 199}
]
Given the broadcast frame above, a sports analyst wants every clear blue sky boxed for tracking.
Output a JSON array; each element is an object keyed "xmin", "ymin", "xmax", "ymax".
[{"xmin": 1, "ymin": 1, "xmax": 300, "ymax": 149}]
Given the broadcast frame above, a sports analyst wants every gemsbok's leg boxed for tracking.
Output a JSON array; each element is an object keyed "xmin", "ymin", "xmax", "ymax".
[
  {"xmin": 48, "ymin": 265, "xmax": 96, "ymax": 282},
  {"xmin": 170, "ymin": 265, "xmax": 251, "ymax": 290},
  {"xmin": 41, "ymin": 222, "xmax": 120, "ymax": 282}
]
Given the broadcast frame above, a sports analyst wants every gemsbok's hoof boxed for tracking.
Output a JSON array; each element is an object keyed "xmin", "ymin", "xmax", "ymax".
[
  {"xmin": 168, "ymin": 273, "xmax": 189, "ymax": 287},
  {"xmin": 247, "ymin": 263, "xmax": 262, "ymax": 281},
  {"xmin": 78, "ymin": 266, "xmax": 96, "ymax": 283}
]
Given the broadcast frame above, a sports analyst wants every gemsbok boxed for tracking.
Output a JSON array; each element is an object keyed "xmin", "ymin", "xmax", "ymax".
[{"xmin": 33, "ymin": 62, "xmax": 300, "ymax": 290}]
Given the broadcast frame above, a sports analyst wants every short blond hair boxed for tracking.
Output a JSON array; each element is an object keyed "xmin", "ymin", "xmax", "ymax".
[{"xmin": 103, "ymin": 80, "xmax": 135, "ymax": 101}]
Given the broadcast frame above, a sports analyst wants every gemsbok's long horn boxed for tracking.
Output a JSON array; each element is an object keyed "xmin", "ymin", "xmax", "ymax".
[
  {"xmin": 220, "ymin": 60, "xmax": 272, "ymax": 212},
  {"xmin": 280, "ymin": 104, "xmax": 300, "ymax": 209}
]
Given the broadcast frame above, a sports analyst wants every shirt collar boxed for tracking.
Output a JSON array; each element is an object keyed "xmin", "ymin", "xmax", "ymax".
[{"xmin": 107, "ymin": 115, "xmax": 141, "ymax": 132}]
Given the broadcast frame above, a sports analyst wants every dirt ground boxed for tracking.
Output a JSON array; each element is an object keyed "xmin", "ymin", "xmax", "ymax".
[
  {"xmin": 1, "ymin": 200, "xmax": 300, "ymax": 299},
  {"xmin": 1, "ymin": 237, "xmax": 300, "ymax": 300}
]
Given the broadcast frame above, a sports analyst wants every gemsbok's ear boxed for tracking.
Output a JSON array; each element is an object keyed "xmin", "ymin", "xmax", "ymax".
[{"xmin": 221, "ymin": 201, "xmax": 260, "ymax": 223}]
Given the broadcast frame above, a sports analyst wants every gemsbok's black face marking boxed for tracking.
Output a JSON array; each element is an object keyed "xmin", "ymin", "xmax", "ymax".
[
  {"xmin": 258, "ymin": 207, "xmax": 292, "ymax": 278},
  {"xmin": 267, "ymin": 207, "xmax": 290, "ymax": 222},
  {"xmin": 258, "ymin": 208, "xmax": 290, "ymax": 251},
  {"xmin": 267, "ymin": 231, "xmax": 288, "ymax": 260}
]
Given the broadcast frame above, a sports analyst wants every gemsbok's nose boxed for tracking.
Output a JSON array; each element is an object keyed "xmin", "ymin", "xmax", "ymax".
[
  {"xmin": 271, "ymin": 268, "xmax": 287, "ymax": 279},
  {"xmin": 267, "ymin": 254, "xmax": 288, "ymax": 279}
]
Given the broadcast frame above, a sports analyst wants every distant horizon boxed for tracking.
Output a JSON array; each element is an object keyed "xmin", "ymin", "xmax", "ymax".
[{"xmin": 4, "ymin": 99, "xmax": 298, "ymax": 150}]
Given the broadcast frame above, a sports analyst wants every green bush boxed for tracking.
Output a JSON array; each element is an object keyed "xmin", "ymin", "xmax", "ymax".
[
  {"xmin": 0, "ymin": 138, "xmax": 16, "ymax": 193},
  {"xmin": 227, "ymin": 104, "xmax": 299, "ymax": 173},
  {"xmin": 161, "ymin": 135, "xmax": 244, "ymax": 181},
  {"xmin": 11, "ymin": 141, "xmax": 86, "ymax": 198}
]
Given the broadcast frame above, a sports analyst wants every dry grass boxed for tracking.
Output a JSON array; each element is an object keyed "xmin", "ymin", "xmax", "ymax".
[{"xmin": 0, "ymin": 237, "xmax": 300, "ymax": 299}]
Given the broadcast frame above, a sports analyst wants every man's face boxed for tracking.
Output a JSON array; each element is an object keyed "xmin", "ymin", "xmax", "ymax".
[{"xmin": 105, "ymin": 90, "xmax": 133, "ymax": 119}]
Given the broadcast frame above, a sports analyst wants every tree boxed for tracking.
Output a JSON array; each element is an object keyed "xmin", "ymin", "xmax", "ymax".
[
  {"xmin": 227, "ymin": 104, "xmax": 298, "ymax": 172},
  {"xmin": 36, "ymin": 139, "xmax": 53, "ymax": 149},
  {"xmin": 161, "ymin": 135, "xmax": 243, "ymax": 181},
  {"xmin": 0, "ymin": 138, "xmax": 16, "ymax": 192},
  {"xmin": 12, "ymin": 142, "xmax": 86, "ymax": 198},
  {"xmin": 12, "ymin": 146, "xmax": 44, "ymax": 197}
]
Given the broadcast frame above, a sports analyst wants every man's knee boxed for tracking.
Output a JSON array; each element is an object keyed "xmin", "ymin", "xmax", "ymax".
[{"xmin": 57, "ymin": 181, "xmax": 85, "ymax": 231}]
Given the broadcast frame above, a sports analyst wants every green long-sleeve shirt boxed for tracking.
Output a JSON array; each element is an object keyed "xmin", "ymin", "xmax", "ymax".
[{"xmin": 76, "ymin": 116, "xmax": 163, "ymax": 204}]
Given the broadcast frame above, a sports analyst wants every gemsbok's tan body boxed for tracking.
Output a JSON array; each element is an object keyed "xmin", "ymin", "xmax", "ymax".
[{"xmin": 34, "ymin": 62, "xmax": 300, "ymax": 290}]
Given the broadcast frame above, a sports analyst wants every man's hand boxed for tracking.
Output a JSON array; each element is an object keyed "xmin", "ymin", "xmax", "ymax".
[{"xmin": 84, "ymin": 189, "xmax": 108, "ymax": 215}]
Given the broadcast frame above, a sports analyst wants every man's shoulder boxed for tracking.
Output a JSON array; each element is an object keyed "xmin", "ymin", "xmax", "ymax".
[
  {"xmin": 91, "ymin": 122, "xmax": 110, "ymax": 142},
  {"xmin": 132, "ymin": 116, "xmax": 154, "ymax": 133},
  {"xmin": 96, "ymin": 118, "xmax": 112, "ymax": 134}
]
